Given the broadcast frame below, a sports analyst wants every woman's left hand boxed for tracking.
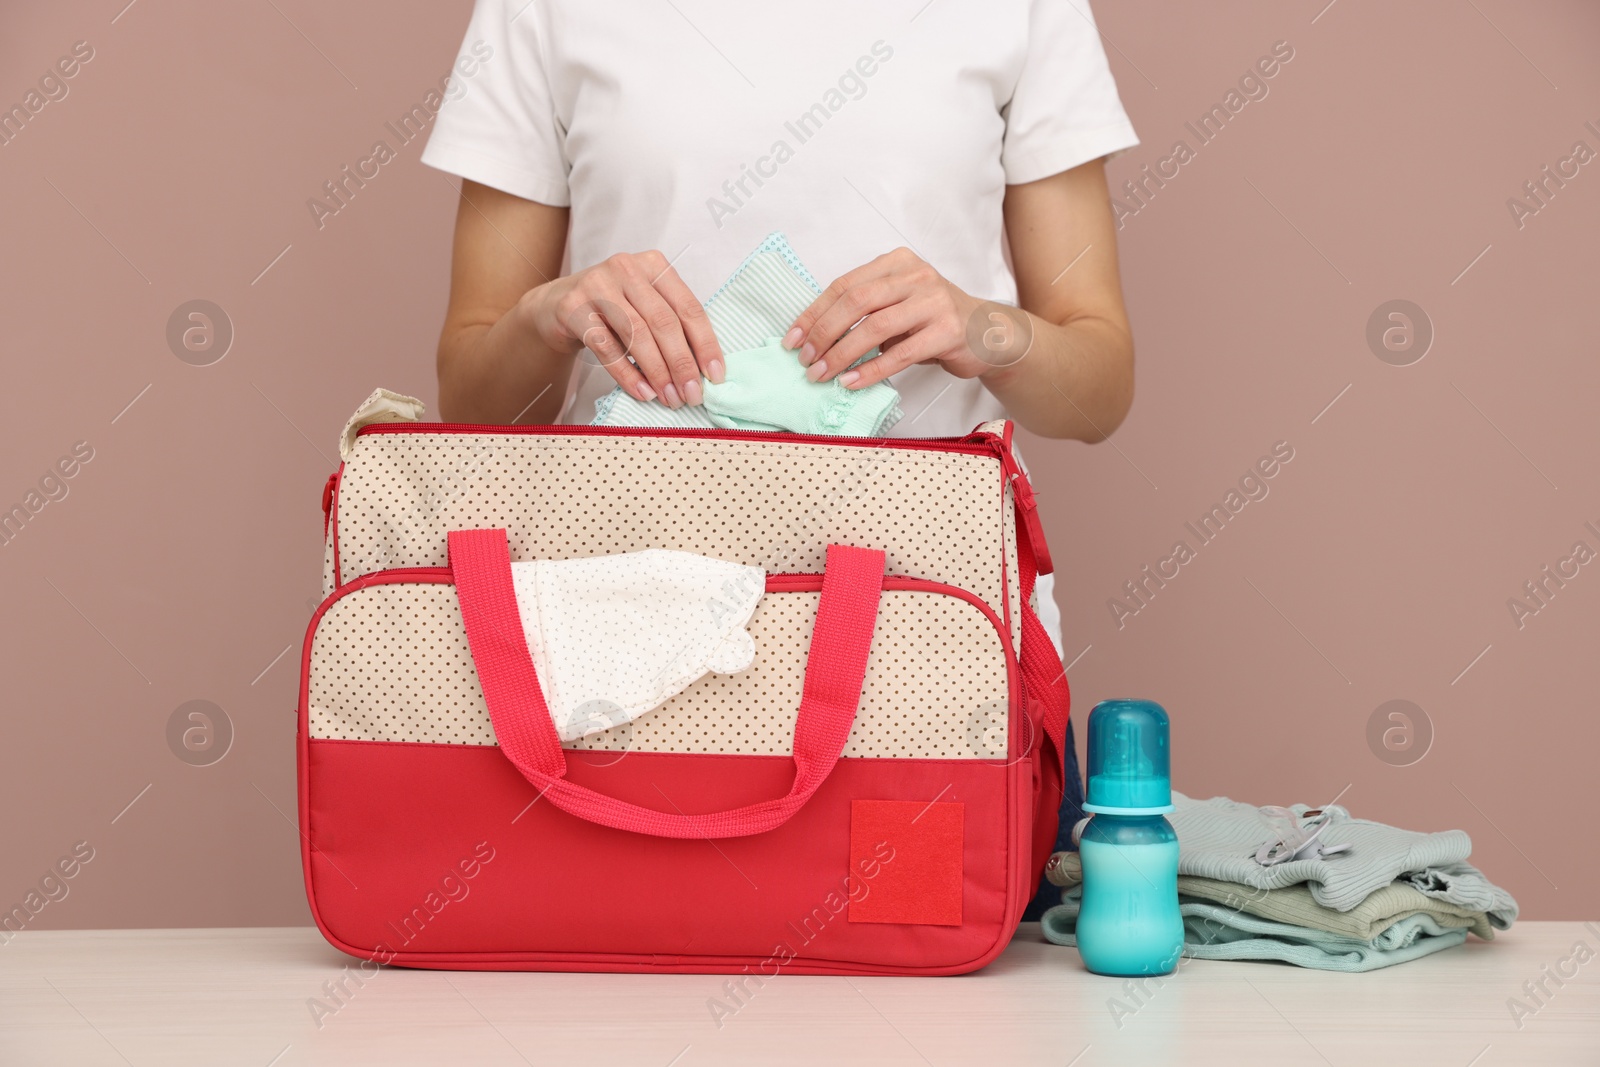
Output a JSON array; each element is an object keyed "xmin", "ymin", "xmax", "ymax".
[{"xmin": 783, "ymin": 247, "xmax": 1006, "ymax": 389}]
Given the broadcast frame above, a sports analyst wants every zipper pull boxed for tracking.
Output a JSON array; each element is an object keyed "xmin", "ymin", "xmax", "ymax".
[
  {"xmin": 1007, "ymin": 461, "xmax": 1054, "ymax": 577},
  {"xmin": 321, "ymin": 470, "xmax": 339, "ymax": 538},
  {"xmin": 961, "ymin": 422, "xmax": 1055, "ymax": 576}
]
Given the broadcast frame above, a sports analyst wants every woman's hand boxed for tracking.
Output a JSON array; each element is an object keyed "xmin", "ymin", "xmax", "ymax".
[
  {"xmin": 522, "ymin": 250, "xmax": 724, "ymax": 407},
  {"xmin": 783, "ymin": 247, "xmax": 1020, "ymax": 389}
]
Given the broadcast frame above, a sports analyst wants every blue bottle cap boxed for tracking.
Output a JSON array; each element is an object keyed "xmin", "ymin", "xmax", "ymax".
[{"xmin": 1082, "ymin": 699, "xmax": 1173, "ymax": 815}]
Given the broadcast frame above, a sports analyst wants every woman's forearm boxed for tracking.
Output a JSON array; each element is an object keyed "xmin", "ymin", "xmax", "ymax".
[
  {"xmin": 435, "ymin": 182, "xmax": 577, "ymax": 425},
  {"xmin": 436, "ymin": 178, "xmax": 726, "ymax": 424},
  {"xmin": 990, "ymin": 161, "xmax": 1137, "ymax": 442},
  {"xmin": 437, "ymin": 292, "xmax": 576, "ymax": 425},
  {"xmin": 978, "ymin": 311, "xmax": 1133, "ymax": 442}
]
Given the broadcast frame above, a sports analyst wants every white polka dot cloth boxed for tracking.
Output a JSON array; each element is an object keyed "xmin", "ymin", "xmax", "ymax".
[{"xmin": 509, "ymin": 549, "xmax": 767, "ymax": 741}]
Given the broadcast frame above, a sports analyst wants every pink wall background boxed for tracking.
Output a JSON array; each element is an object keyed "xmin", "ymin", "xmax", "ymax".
[{"xmin": 2, "ymin": 1, "xmax": 1595, "ymax": 930}]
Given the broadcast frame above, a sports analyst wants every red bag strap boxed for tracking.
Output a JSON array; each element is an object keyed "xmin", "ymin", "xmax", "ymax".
[
  {"xmin": 448, "ymin": 529, "xmax": 885, "ymax": 839},
  {"xmin": 1014, "ymin": 505, "xmax": 1069, "ymax": 772},
  {"xmin": 1009, "ymin": 468, "xmax": 1072, "ymax": 878}
]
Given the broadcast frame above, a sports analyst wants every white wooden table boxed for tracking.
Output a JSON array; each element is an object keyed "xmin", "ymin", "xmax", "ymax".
[{"xmin": 2, "ymin": 923, "xmax": 1596, "ymax": 1065}]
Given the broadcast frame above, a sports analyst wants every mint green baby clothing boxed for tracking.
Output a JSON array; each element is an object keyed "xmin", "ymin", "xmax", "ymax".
[
  {"xmin": 1045, "ymin": 848, "xmax": 1494, "ymax": 939},
  {"xmin": 590, "ymin": 233, "xmax": 902, "ymax": 435},
  {"xmin": 1163, "ymin": 792, "xmax": 1519, "ymax": 925},
  {"xmin": 704, "ymin": 337, "xmax": 901, "ymax": 436},
  {"xmin": 1039, "ymin": 881, "xmax": 1470, "ymax": 972},
  {"xmin": 1033, "ymin": 790, "xmax": 1520, "ymax": 972}
]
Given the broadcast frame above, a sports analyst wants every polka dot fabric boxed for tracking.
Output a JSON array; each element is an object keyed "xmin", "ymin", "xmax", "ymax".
[
  {"xmin": 320, "ymin": 521, "xmax": 336, "ymax": 602},
  {"xmin": 310, "ymin": 423, "xmax": 1030, "ymax": 760},
  {"xmin": 307, "ymin": 580, "xmax": 1011, "ymax": 758},
  {"xmin": 329, "ymin": 432, "xmax": 1022, "ymax": 652},
  {"xmin": 311, "ymin": 583, "xmax": 496, "ymax": 745},
  {"xmin": 1002, "ymin": 482, "xmax": 1021, "ymax": 658}
]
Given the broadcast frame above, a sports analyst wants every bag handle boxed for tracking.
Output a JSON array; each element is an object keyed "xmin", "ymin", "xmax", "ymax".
[{"xmin": 448, "ymin": 528, "xmax": 885, "ymax": 839}]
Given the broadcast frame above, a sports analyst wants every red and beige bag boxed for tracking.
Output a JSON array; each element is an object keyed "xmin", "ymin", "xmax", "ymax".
[{"xmin": 297, "ymin": 388, "xmax": 1070, "ymax": 974}]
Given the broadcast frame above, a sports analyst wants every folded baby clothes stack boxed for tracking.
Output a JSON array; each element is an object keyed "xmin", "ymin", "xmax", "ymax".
[
  {"xmin": 1163, "ymin": 792, "xmax": 1519, "ymax": 920},
  {"xmin": 591, "ymin": 232, "xmax": 903, "ymax": 436},
  {"xmin": 1040, "ymin": 792, "xmax": 1518, "ymax": 972}
]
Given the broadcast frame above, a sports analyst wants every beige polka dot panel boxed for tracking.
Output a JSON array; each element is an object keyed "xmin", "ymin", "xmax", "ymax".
[
  {"xmin": 320, "ymin": 527, "xmax": 336, "ymax": 603},
  {"xmin": 308, "ymin": 580, "xmax": 1012, "ymax": 759},
  {"xmin": 1002, "ymin": 481, "xmax": 1021, "ymax": 658},
  {"xmin": 325, "ymin": 432, "xmax": 1023, "ymax": 654}
]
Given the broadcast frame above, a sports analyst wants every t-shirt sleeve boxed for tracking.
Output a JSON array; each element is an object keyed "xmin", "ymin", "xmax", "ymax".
[
  {"xmin": 1000, "ymin": 0, "xmax": 1140, "ymax": 185},
  {"xmin": 419, "ymin": 0, "xmax": 571, "ymax": 206}
]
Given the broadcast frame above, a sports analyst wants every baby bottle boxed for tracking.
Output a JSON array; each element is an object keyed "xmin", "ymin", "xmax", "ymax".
[{"xmin": 1075, "ymin": 698, "xmax": 1184, "ymax": 977}]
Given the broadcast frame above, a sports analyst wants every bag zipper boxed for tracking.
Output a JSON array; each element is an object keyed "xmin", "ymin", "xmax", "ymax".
[{"xmin": 357, "ymin": 420, "xmax": 997, "ymax": 457}]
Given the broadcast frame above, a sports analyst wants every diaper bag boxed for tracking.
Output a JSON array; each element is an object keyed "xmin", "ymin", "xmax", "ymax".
[{"xmin": 296, "ymin": 388, "xmax": 1070, "ymax": 974}]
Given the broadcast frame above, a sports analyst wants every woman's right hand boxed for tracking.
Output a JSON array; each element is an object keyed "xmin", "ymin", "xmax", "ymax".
[{"xmin": 521, "ymin": 251, "xmax": 724, "ymax": 408}]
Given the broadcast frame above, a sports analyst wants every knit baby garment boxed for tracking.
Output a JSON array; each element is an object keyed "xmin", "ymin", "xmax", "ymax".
[
  {"xmin": 1038, "ymin": 869, "xmax": 1470, "ymax": 973},
  {"xmin": 1165, "ymin": 792, "xmax": 1520, "ymax": 925},
  {"xmin": 591, "ymin": 233, "xmax": 903, "ymax": 435},
  {"xmin": 1044, "ymin": 850, "xmax": 1500, "ymax": 943},
  {"xmin": 509, "ymin": 549, "xmax": 766, "ymax": 741}
]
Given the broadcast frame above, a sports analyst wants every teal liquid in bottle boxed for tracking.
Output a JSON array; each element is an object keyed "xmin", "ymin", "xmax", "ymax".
[{"xmin": 1075, "ymin": 699, "xmax": 1183, "ymax": 977}]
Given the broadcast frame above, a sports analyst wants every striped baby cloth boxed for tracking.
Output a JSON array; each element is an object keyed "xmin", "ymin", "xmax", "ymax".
[{"xmin": 591, "ymin": 232, "xmax": 903, "ymax": 436}]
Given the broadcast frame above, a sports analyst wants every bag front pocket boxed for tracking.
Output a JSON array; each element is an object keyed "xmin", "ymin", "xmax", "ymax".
[
  {"xmin": 297, "ymin": 553, "xmax": 1027, "ymax": 971},
  {"xmin": 303, "ymin": 566, "xmax": 1018, "ymax": 761}
]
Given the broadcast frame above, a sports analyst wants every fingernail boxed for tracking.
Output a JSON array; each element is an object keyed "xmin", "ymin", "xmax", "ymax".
[
  {"xmin": 707, "ymin": 359, "xmax": 725, "ymax": 384},
  {"xmin": 683, "ymin": 378, "xmax": 703, "ymax": 406},
  {"xmin": 805, "ymin": 360, "xmax": 827, "ymax": 383},
  {"xmin": 663, "ymin": 383, "xmax": 681, "ymax": 407},
  {"xmin": 636, "ymin": 381, "xmax": 657, "ymax": 402},
  {"xmin": 799, "ymin": 342, "xmax": 816, "ymax": 366},
  {"xmin": 838, "ymin": 370, "xmax": 860, "ymax": 388},
  {"xmin": 782, "ymin": 327, "xmax": 803, "ymax": 350}
]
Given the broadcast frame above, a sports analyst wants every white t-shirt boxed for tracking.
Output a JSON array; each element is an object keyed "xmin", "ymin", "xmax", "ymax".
[{"xmin": 421, "ymin": 0, "xmax": 1139, "ymax": 655}]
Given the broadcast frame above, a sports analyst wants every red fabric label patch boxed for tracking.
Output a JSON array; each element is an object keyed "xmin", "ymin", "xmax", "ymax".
[{"xmin": 848, "ymin": 799, "xmax": 964, "ymax": 926}]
